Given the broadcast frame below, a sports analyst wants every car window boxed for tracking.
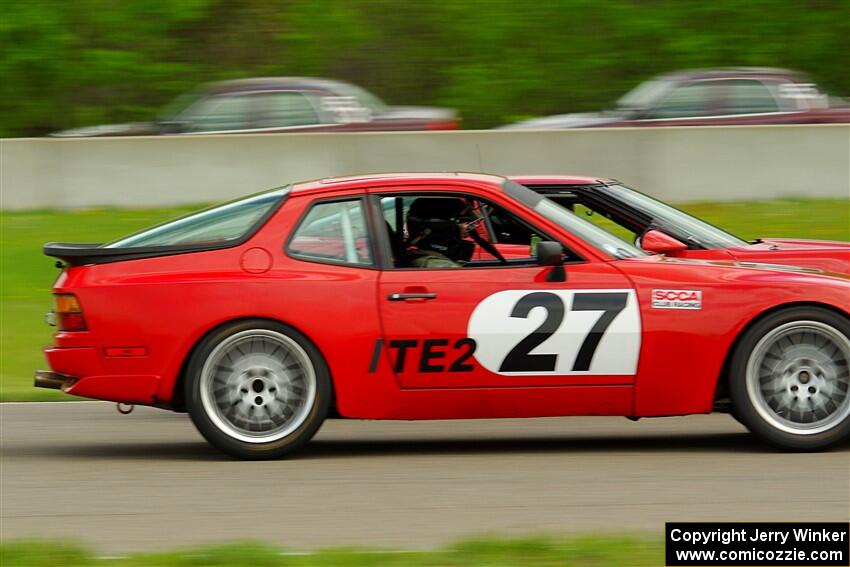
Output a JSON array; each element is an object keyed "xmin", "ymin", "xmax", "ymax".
[
  {"xmin": 599, "ymin": 184, "xmax": 748, "ymax": 249},
  {"xmin": 646, "ymin": 82, "xmax": 713, "ymax": 119},
  {"xmin": 482, "ymin": 202, "xmax": 535, "ymax": 245},
  {"xmin": 571, "ymin": 203, "xmax": 638, "ymax": 243},
  {"xmin": 502, "ymin": 181, "xmax": 646, "ymax": 259},
  {"xmin": 181, "ymin": 95, "xmax": 252, "ymax": 132},
  {"xmin": 720, "ymin": 79, "xmax": 780, "ymax": 114},
  {"xmin": 377, "ymin": 193, "xmax": 578, "ymax": 269},
  {"xmin": 617, "ymin": 78, "xmax": 675, "ymax": 109},
  {"xmin": 254, "ymin": 92, "xmax": 321, "ymax": 128},
  {"xmin": 287, "ymin": 199, "xmax": 373, "ymax": 266},
  {"xmin": 331, "ymin": 83, "xmax": 387, "ymax": 114},
  {"xmin": 105, "ymin": 187, "xmax": 289, "ymax": 248}
]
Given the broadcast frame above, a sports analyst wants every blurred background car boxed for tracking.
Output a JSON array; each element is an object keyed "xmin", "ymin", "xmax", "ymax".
[
  {"xmin": 51, "ymin": 77, "xmax": 459, "ymax": 137},
  {"xmin": 501, "ymin": 68, "xmax": 850, "ymax": 129}
]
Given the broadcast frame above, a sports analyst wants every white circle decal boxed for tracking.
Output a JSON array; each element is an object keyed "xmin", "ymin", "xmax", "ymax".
[{"xmin": 467, "ymin": 289, "xmax": 641, "ymax": 375}]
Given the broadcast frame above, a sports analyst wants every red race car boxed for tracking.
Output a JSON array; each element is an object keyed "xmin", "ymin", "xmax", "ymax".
[
  {"xmin": 513, "ymin": 176, "xmax": 850, "ymax": 274},
  {"xmin": 36, "ymin": 173, "xmax": 850, "ymax": 458}
]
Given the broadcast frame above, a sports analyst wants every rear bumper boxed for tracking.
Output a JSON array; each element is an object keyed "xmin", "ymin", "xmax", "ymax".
[
  {"xmin": 39, "ymin": 346, "xmax": 161, "ymax": 404},
  {"xmin": 34, "ymin": 370, "xmax": 77, "ymax": 391}
]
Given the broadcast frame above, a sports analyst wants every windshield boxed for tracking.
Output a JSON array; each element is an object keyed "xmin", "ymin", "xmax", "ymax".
[
  {"xmin": 158, "ymin": 90, "xmax": 205, "ymax": 122},
  {"xmin": 105, "ymin": 187, "xmax": 289, "ymax": 248},
  {"xmin": 503, "ymin": 181, "xmax": 646, "ymax": 259},
  {"xmin": 600, "ymin": 185, "xmax": 748, "ymax": 248},
  {"xmin": 617, "ymin": 79, "xmax": 674, "ymax": 109}
]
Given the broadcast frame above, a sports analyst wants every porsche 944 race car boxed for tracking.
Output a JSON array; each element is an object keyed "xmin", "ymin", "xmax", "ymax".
[
  {"xmin": 36, "ymin": 173, "xmax": 850, "ymax": 458},
  {"xmin": 513, "ymin": 176, "xmax": 850, "ymax": 274}
]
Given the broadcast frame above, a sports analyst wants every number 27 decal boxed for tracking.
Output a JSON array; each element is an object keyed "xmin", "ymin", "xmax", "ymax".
[{"xmin": 468, "ymin": 289, "xmax": 641, "ymax": 375}]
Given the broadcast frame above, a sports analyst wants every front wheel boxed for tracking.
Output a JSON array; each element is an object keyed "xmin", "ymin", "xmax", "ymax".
[
  {"xmin": 730, "ymin": 307, "xmax": 850, "ymax": 451},
  {"xmin": 185, "ymin": 320, "xmax": 331, "ymax": 459}
]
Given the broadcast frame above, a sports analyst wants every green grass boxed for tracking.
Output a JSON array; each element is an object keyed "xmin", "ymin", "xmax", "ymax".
[
  {"xmin": 0, "ymin": 536, "xmax": 662, "ymax": 566},
  {"xmin": 1, "ymin": 199, "xmax": 848, "ymax": 401}
]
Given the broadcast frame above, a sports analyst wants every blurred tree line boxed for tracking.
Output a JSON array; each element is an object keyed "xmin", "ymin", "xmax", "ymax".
[{"xmin": 1, "ymin": 0, "xmax": 848, "ymax": 136}]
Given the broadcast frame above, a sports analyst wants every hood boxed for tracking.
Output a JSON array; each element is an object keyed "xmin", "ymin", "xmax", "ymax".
[
  {"xmin": 652, "ymin": 254, "xmax": 850, "ymax": 281},
  {"xmin": 727, "ymin": 238, "xmax": 850, "ymax": 274},
  {"xmin": 757, "ymin": 238, "xmax": 850, "ymax": 251},
  {"xmin": 619, "ymin": 254, "xmax": 850, "ymax": 317},
  {"xmin": 498, "ymin": 112, "xmax": 620, "ymax": 130},
  {"xmin": 50, "ymin": 122, "xmax": 160, "ymax": 138}
]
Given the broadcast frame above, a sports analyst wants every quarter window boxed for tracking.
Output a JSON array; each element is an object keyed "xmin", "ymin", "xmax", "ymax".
[
  {"xmin": 106, "ymin": 187, "xmax": 289, "ymax": 248},
  {"xmin": 721, "ymin": 79, "xmax": 780, "ymax": 114},
  {"xmin": 288, "ymin": 199, "xmax": 373, "ymax": 266}
]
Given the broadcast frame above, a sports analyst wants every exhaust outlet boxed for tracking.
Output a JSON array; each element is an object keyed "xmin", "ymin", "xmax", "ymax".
[{"xmin": 33, "ymin": 371, "xmax": 75, "ymax": 390}]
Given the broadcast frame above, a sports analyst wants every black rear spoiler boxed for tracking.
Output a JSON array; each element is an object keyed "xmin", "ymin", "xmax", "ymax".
[{"xmin": 43, "ymin": 242, "xmax": 220, "ymax": 266}]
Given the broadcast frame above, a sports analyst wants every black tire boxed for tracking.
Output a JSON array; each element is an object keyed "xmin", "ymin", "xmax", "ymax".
[
  {"xmin": 185, "ymin": 319, "xmax": 331, "ymax": 459},
  {"xmin": 729, "ymin": 306, "xmax": 850, "ymax": 451}
]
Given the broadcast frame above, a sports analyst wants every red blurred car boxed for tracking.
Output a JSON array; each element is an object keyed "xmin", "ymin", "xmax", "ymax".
[
  {"xmin": 52, "ymin": 77, "xmax": 458, "ymax": 137},
  {"xmin": 36, "ymin": 173, "xmax": 850, "ymax": 458},
  {"xmin": 512, "ymin": 176, "xmax": 850, "ymax": 274},
  {"xmin": 502, "ymin": 68, "xmax": 849, "ymax": 129}
]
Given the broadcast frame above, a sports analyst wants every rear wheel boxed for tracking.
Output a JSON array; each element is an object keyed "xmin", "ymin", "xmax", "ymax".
[
  {"xmin": 185, "ymin": 320, "xmax": 330, "ymax": 459},
  {"xmin": 730, "ymin": 307, "xmax": 850, "ymax": 451}
]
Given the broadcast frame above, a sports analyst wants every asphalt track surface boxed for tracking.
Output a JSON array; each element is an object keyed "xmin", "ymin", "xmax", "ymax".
[{"xmin": 2, "ymin": 402, "xmax": 848, "ymax": 553}]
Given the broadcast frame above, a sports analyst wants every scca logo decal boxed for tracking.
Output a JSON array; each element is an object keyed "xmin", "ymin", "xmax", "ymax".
[
  {"xmin": 651, "ymin": 289, "xmax": 702, "ymax": 310},
  {"xmin": 468, "ymin": 289, "xmax": 641, "ymax": 375}
]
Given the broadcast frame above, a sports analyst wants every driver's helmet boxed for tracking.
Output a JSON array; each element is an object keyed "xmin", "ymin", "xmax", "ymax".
[{"xmin": 406, "ymin": 197, "xmax": 474, "ymax": 262}]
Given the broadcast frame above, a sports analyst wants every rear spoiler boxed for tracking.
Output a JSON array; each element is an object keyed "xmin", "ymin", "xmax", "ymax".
[{"xmin": 43, "ymin": 242, "xmax": 219, "ymax": 266}]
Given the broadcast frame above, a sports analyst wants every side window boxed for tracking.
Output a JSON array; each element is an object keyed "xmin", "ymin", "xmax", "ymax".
[
  {"xmin": 646, "ymin": 82, "xmax": 713, "ymax": 119},
  {"xmin": 254, "ymin": 92, "xmax": 321, "ymax": 128},
  {"xmin": 182, "ymin": 95, "xmax": 252, "ymax": 132},
  {"xmin": 287, "ymin": 199, "xmax": 373, "ymax": 266},
  {"xmin": 377, "ymin": 193, "xmax": 577, "ymax": 269},
  {"xmin": 482, "ymin": 202, "xmax": 535, "ymax": 245},
  {"xmin": 720, "ymin": 79, "xmax": 780, "ymax": 114}
]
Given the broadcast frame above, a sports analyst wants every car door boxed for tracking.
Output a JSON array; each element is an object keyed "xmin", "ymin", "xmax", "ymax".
[
  {"xmin": 371, "ymin": 188, "xmax": 642, "ymax": 390},
  {"xmin": 637, "ymin": 80, "xmax": 724, "ymax": 126},
  {"xmin": 178, "ymin": 93, "xmax": 256, "ymax": 133}
]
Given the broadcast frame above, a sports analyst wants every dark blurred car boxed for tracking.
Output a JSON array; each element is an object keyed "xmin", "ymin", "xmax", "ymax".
[
  {"xmin": 501, "ymin": 68, "xmax": 849, "ymax": 129},
  {"xmin": 53, "ymin": 77, "xmax": 458, "ymax": 137}
]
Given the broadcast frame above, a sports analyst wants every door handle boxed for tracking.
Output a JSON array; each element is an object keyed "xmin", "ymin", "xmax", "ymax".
[{"xmin": 387, "ymin": 292, "xmax": 438, "ymax": 301}]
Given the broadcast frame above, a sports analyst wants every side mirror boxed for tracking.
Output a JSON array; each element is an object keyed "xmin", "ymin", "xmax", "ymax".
[
  {"xmin": 536, "ymin": 241, "xmax": 564, "ymax": 266},
  {"xmin": 640, "ymin": 229, "xmax": 688, "ymax": 254},
  {"xmin": 536, "ymin": 241, "xmax": 566, "ymax": 282}
]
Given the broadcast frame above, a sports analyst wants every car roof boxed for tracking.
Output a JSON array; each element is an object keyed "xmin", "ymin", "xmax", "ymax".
[
  {"xmin": 290, "ymin": 172, "xmax": 509, "ymax": 195},
  {"xmin": 509, "ymin": 175, "xmax": 611, "ymax": 185},
  {"xmin": 654, "ymin": 67, "xmax": 809, "ymax": 83},
  {"xmin": 205, "ymin": 76, "xmax": 356, "ymax": 95}
]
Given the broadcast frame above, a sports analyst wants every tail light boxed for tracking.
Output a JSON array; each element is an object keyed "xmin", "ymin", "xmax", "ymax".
[{"xmin": 53, "ymin": 294, "xmax": 88, "ymax": 332}]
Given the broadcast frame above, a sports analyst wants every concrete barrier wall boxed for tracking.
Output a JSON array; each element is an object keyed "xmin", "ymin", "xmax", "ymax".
[{"xmin": 1, "ymin": 124, "xmax": 848, "ymax": 209}]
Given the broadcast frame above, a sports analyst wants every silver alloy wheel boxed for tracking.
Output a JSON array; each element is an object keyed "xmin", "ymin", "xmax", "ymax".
[
  {"xmin": 746, "ymin": 320, "xmax": 850, "ymax": 435},
  {"xmin": 199, "ymin": 329, "xmax": 317, "ymax": 444}
]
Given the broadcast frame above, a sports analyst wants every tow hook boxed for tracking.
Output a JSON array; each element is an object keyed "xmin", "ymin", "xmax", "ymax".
[{"xmin": 117, "ymin": 403, "xmax": 135, "ymax": 415}]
